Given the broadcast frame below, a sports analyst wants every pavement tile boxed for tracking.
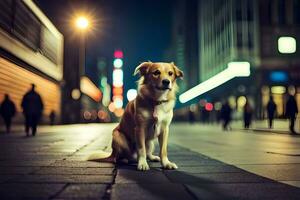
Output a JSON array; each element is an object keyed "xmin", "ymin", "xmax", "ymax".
[
  {"xmin": 0, "ymin": 175, "xmax": 21, "ymax": 183},
  {"xmin": 111, "ymin": 183, "xmax": 194, "ymax": 200},
  {"xmin": 239, "ymin": 164, "xmax": 300, "ymax": 181},
  {"xmin": 0, "ymin": 160, "xmax": 54, "ymax": 167},
  {"xmin": 168, "ymin": 154, "xmax": 212, "ymax": 160},
  {"xmin": 64, "ymin": 155, "xmax": 89, "ymax": 161},
  {"xmin": 34, "ymin": 167, "xmax": 114, "ymax": 175},
  {"xmin": 57, "ymin": 184, "xmax": 107, "ymax": 199},
  {"xmin": 186, "ymin": 182, "xmax": 300, "ymax": 200},
  {"xmin": 148, "ymin": 159, "xmax": 225, "ymax": 168},
  {"xmin": 282, "ymin": 181, "xmax": 300, "ymax": 188},
  {"xmin": 50, "ymin": 160, "xmax": 114, "ymax": 168},
  {"xmin": 174, "ymin": 165, "xmax": 242, "ymax": 174},
  {"xmin": 165, "ymin": 171, "xmax": 271, "ymax": 184},
  {"xmin": 0, "ymin": 166, "xmax": 39, "ymax": 175},
  {"xmin": 0, "ymin": 183, "xmax": 65, "ymax": 199},
  {"xmin": 175, "ymin": 159, "xmax": 226, "ymax": 167},
  {"xmin": 9, "ymin": 174, "xmax": 113, "ymax": 184},
  {"xmin": 115, "ymin": 166, "xmax": 170, "ymax": 184},
  {"xmin": 0, "ymin": 155, "xmax": 66, "ymax": 161}
]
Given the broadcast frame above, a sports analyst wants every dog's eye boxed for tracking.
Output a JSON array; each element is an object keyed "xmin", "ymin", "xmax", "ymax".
[
  {"xmin": 153, "ymin": 70, "xmax": 161, "ymax": 76},
  {"xmin": 168, "ymin": 71, "xmax": 173, "ymax": 76}
]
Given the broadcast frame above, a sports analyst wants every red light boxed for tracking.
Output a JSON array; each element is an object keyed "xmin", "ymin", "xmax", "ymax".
[
  {"xmin": 205, "ymin": 103, "xmax": 213, "ymax": 111},
  {"xmin": 114, "ymin": 50, "xmax": 123, "ymax": 59}
]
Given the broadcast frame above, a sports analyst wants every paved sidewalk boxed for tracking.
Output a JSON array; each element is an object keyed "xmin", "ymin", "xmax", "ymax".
[{"xmin": 1, "ymin": 124, "xmax": 300, "ymax": 199}]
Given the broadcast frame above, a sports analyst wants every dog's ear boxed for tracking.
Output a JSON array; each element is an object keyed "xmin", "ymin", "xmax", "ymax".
[
  {"xmin": 134, "ymin": 62, "xmax": 152, "ymax": 76},
  {"xmin": 171, "ymin": 62, "xmax": 184, "ymax": 79}
]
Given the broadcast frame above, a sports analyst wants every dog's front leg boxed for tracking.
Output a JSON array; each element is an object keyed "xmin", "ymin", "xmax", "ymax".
[
  {"xmin": 159, "ymin": 126, "xmax": 178, "ymax": 170},
  {"xmin": 146, "ymin": 140, "xmax": 160, "ymax": 162},
  {"xmin": 135, "ymin": 126, "xmax": 149, "ymax": 171}
]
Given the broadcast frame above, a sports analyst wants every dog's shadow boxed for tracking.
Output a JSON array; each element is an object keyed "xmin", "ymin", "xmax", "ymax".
[
  {"xmin": 112, "ymin": 145, "xmax": 300, "ymax": 200},
  {"xmin": 115, "ymin": 161, "xmax": 238, "ymax": 200}
]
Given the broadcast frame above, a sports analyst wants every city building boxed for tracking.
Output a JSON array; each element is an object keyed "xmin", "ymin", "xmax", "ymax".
[
  {"xmin": 168, "ymin": 0, "xmax": 199, "ymax": 120},
  {"xmin": 0, "ymin": 0, "xmax": 63, "ymax": 124},
  {"xmin": 169, "ymin": 0, "xmax": 199, "ymax": 95},
  {"xmin": 195, "ymin": 0, "xmax": 300, "ymax": 119}
]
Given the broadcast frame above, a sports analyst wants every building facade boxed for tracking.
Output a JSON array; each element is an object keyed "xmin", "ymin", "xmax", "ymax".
[
  {"xmin": 169, "ymin": 0, "xmax": 199, "ymax": 95},
  {"xmin": 198, "ymin": 0, "xmax": 300, "ymax": 119},
  {"xmin": 0, "ymin": 0, "xmax": 63, "ymax": 124}
]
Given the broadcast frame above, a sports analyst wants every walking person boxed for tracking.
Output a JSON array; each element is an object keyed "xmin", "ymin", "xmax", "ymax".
[
  {"xmin": 267, "ymin": 96, "xmax": 277, "ymax": 129},
  {"xmin": 220, "ymin": 100, "xmax": 232, "ymax": 131},
  {"xmin": 21, "ymin": 84, "xmax": 44, "ymax": 136},
  {"xmin": 285, "ymin": 94, "xmax": 298, "ymax": 134},
  {"xmin": 0, "ymin": 94, "xmax": 16, "ymax": 133},
  {"xmin": 243, "ymin": 98, "xmax": 253, "ymax": 129},
  {"xmin": 49, "ymin": 110, "xmax": 56, "ymax": 125}
]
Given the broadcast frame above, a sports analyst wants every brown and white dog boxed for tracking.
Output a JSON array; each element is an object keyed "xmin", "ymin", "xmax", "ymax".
[{"xmin": 88, "ymin": 62, "xmax": 183, "ymax": 171}]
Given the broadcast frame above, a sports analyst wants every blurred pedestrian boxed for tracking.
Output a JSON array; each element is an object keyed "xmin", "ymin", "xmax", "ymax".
[
  {"xmin": 49, "ymin": 110, "xmax": 56, "ymax": 125},
  {"xmin": 188, "ymin": 110, "xmax": 195, "ymax": 123},
  {"xmin": 243, "ymin": 98, "xmax": 253, "ymax": 129},
  {"xmin": 266, "ymin": 96, "xmax": 277, "ymax": 129},
  {"xmin": 220, "ymin": 100, "xmax": 232, "ymax": 131},
  {"xmin": 21, "ymin": 84, "xmax": 44, "ymax": 136},
  {"xmin": 0, "ymin": 94, "xmax": 16, "ymax": 133},
  {"xmin": 285, "ymin": 94, "xmax": 298, "ymax": 134}
]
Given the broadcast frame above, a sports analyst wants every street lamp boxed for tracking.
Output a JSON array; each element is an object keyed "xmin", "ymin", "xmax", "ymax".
[{"xmin": 76, "ymin": 16, "xmax": 89, "ymax": 29}]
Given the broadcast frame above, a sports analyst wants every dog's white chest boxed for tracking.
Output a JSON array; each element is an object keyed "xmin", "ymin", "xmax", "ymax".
[{"xmin": 152, "ymin": 103, "xmax": 173, "ymax": 137}]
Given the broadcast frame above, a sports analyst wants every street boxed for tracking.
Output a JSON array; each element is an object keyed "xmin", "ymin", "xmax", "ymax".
[{"xmin": 1, "ymin": 123, "xmax": 300, "ymax": 199}]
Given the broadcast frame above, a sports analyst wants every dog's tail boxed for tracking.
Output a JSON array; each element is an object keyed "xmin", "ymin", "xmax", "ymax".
[{"xmin": 86, "ymin": 150, "xmax": 116, "ymax": 163}]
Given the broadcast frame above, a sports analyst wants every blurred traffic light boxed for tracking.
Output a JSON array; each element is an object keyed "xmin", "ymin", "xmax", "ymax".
[{"xmin": 112, "ymin": 50, "xmax": 124, "ymax": 110}]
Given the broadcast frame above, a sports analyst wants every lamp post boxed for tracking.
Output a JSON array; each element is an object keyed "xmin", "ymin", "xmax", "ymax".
[
  {"xmin": 75, "ymin": 16, "xmax": 89, "ymax": 77},
  {"xmin": 71, "ymin": 16, "xmax": 89, "ymax": 123}
]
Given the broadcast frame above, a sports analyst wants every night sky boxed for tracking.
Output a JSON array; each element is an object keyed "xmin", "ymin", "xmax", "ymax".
[{"xmin": 34, "ymin": 0, "xmax": 173, "ymax": 92}]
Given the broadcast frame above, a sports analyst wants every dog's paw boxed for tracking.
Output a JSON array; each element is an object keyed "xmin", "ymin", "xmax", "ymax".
[
  {"xmin": 137, "ymin": 159, "xmax": 150, "ymax": 171},
  {"xmin": 162, "ymin": 161, "xmax": 178, "ymax": 170},
  {"xmin": 148, "ymin": 155, "xmax": 161, "ymax": 162}
]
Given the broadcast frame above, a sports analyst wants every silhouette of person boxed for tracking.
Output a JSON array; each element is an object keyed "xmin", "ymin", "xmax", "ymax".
[
  {"xmin": 220, "ymin": 100, "xmax": 232, "ymax": 131},
  {"xmin": 285, "ymin": 94, "xmax": 298, "ymax": 134},
  {"xmin": 243, "ymin": 98, "xmax": 253, "ymax": 129},
  {"xmin": 0, "ymin": 94, "xmax": 16, "ymax": 133},
  {"xmin": 267, "ymin": 96, "xmax": 277, "ymax": 129},
  {"xmin": 21, "ymin": 84, "xmax": 44, "ymax": 136},
  {"xmin": 49, "ymin": 110, "xmax": 56, "ymax": 125},
  {"xmin": 188, "ymin": 110, "xmax": 195, "ymax": 123}
]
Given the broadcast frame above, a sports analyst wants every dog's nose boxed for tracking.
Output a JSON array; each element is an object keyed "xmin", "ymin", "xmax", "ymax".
[{"xmin": 162, "ymin": 79, "xmax": 170, "ymax": 86}]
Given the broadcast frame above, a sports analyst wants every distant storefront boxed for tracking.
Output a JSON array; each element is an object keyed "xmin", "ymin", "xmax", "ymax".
[
  {"xmin": 259, "ymin": 68, "xmax": 300, "ymax": 119},
  {"xmin": 0, "ymin": 0, "xmax": 63, "ymax": 124}
]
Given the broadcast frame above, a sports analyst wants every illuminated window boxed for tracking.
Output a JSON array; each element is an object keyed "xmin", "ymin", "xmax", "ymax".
[{"xmin": 278, "ymin": 37, "xmax": 296, "ymax": 53}]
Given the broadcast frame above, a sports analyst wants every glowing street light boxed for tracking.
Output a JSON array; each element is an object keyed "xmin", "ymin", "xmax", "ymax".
[
  {"xmin": 179, "ymin": 61, "xmax": 250, "ymax": 103},
  {"xmin": 76, "ymin": 16, "xmax": 89, "ymax": 29}
]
